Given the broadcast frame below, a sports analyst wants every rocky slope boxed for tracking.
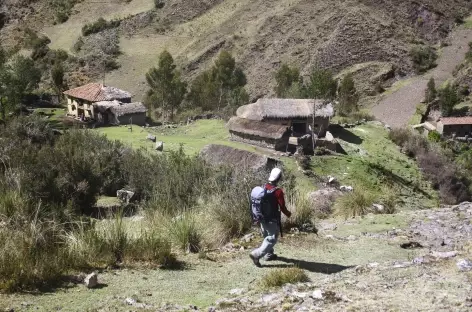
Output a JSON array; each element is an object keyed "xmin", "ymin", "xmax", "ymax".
[{"xmin": 1, "ymin": 0, "xmax": 472, "ymax": 100}]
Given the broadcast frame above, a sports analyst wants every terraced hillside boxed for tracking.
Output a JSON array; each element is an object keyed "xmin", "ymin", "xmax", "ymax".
[{"xmin": 0, "ymin": 0, "xmax": 471, "ymax": 101}]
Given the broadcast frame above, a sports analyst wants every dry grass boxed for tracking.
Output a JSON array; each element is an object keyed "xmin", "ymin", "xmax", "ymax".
[
  {"xmin": 335, "ymin": 189, "xmax": 376, "ymax": 219},
  {"xmin": 259, "ymin": 267, "xmax": 309, "ymax": 289}
]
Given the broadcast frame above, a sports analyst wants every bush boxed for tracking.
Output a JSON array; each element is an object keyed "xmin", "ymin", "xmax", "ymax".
[
  {"xmin": 428, "ymin": 130, "xmax": 441, "ymax": 143},
  {"xmin": 335, "ymin": 189, "xmax": 376, "ymax": 219},
  {"xmin": 82, "ymin": 18, "xmax": 121, "ymax": 36},
  {"xmin": 379, "ymin": 187, "xmax": 397, "ymax": 214},
  {"xmin": 259, "ymin": 267, "xmax": 309, "ymax": 289},
  {"xmin": 409, "ymin": 45, "xmax": 438, "ymax": 74},
  {"xmin": 389, "ymin": 128, "xmax": 413, "ymax": 147},
  {"xmin": 154, "ymin": 0, "xmax": 165, "ymax": 9}
]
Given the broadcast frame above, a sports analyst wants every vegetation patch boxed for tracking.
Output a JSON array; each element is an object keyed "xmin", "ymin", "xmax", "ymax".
[
  {"xmin": 259, "ymin": 267, "xmax": 309, "ymax": 289},
  {"xmin": 82, "ymin": 18, "xmax": 121, "ymax": 36}
]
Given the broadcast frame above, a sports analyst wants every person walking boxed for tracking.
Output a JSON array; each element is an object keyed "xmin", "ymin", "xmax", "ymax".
[{"xmin": 250, "ymin": 168, "xmax": 292, "ymax": 267}]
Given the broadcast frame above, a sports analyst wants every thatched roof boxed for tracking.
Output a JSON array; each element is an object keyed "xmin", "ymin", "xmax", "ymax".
[
  {"xmin": 64, "ymin": 83, "xmax": 132, "ymax": 102},
  {"xmin": 200, "ymin": 144, "xmax": 277, "ymax": 171},
  {"xmin": 226, "ymin": 117, "xmax": 289, "ymax": 140},
  {"xmin": 236, "ymin": 98, "xmax": 334, "ymax": 121},
  {"xmin": 110, "ymin": 102, "xmax": 147, "ymax": 116}
]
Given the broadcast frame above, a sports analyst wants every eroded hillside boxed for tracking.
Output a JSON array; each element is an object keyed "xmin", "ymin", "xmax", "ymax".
[{"xmin": 1, "ymin": 0, "xmax": 471, "ymax": 100}]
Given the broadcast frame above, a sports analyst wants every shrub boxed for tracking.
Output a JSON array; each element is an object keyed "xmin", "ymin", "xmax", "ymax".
[
  {"xmin": 154, "ymin": 0, "xmax": 165, "ymax": 9},
  {"xmin": 428, "ymin": 130, "xmax": 441, "ymax": 143},
  {"xmin": 82, "ymin": 18, "xmax": 121, "ymax": 36},
  {"xmin": 409, "ymin": 45, "xmax": 438, "ymax": 74},
  {"xmin": 379, "ymin": 187, "xmax": 397, "ymax": 214},
  {"xmin": 259, "ymin": 267, "xmax": 309, "ymax": 289},
  {"xmin": 335, "ymin": 189, "xmax": 376, "ymax": 219},
  {"xmin": 389, "ymin": 128, "xmax": 413, "ymax": 147}
]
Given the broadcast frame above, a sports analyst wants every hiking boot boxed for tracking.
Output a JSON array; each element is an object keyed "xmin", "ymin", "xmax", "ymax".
[
  {"xmin": 264, "ymin": 254, "xmax": 278, "ymax": 261},
  {"xmin": 249, "ymin": 253, "xmax": 262, "ymax": 268}
]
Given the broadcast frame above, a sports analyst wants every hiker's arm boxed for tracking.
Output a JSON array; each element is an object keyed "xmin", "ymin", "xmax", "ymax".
[{"xmin": 276, "ymin": 189, "xmax": 291, "ymax": 218}]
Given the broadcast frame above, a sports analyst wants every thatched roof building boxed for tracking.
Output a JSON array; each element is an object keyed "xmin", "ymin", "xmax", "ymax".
[
  {"xmin": 109, "ymin": 102, "xmax": 147, "ymax": 117},
  {"xmin": 200, "ymin": 144, "xmax": 278, "ymax": 171},
  {"xmin": 228, "ymin": 98, "xmax": 334, "ymax": 152},
  {"xmin": 236, "ymin": 98, "xmax": 334, "ymax": 121}
]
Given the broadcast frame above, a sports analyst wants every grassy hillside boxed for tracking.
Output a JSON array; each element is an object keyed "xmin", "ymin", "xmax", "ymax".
[
  {"xmin": 1, "ymin": 0, "xmax": 471, "ymax": 101},
  {"xmin": 97, "ymin": 120, "xmax": 438, "ymax": 208}
]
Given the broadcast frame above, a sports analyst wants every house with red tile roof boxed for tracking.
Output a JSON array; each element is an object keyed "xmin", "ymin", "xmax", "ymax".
[
  {"xmin": 63, "ymin": 83, "xmax": 132, "ymax": 120},
  {"xmin": 437, "ymin": 116, "xmax": 472, "ymax": 137}
]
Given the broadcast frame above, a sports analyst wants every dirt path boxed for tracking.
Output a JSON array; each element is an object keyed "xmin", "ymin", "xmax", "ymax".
[{"xmin": 372, "ymin": 26, "xmax": 472, "ymax": 128}]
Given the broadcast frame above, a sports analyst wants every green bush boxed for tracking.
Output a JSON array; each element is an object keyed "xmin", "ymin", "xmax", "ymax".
[
  {"xmin": 259, "ymin": 267, "xmax": 309, "ymax": 289},
  {"xmin": 284, "ymin": 192, "xmax": 315, "ymax": 229},
  {"xmin": 82, "ymin": 18, "xmax": 121, "ymax": 36},
  {"xmin": 154, "ymin": 0, "xmax": 165, "ymax": 9},
  {"xmin": 167, "ymin": 213, "xmax": 201, "ymax": 253},
  {"xmin": 409, "ymin": 45, "xmax": 438, "ymax": 74},
  {"xmin": 428, "ymin": 130, "xmax": 441, "ymax": 142}
]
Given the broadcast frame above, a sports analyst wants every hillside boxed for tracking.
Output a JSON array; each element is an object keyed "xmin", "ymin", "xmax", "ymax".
[{"xmin": 1, "ymin": 0, "xmax": 471, "ymax": 101}]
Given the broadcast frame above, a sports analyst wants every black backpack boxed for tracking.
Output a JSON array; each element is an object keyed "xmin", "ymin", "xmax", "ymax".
[{"xmin": 250, "ymin": 185, "xmax": 278, "ymax": 223}]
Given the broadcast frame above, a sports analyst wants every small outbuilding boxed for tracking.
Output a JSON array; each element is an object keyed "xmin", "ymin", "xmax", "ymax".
[
  {"xmin": 93, "ymin": 101, "xmax": 147, "ymax": 126},
  {"xmin": 437, "ymin": 117, "xmax": 472, "ymax": 137}
]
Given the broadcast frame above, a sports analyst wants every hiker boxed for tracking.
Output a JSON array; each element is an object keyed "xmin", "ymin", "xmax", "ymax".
[{"xmin": 249, "ymin": 168, "xmax": 292, "ymax": 267}]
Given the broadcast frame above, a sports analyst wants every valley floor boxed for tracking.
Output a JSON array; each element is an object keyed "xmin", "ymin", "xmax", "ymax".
[{"xmin": 1, "ymin": 204, "xmax": 471, "ymax": 311}]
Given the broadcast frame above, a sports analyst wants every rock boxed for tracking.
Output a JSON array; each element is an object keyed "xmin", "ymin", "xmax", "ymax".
[
  {"xmin": 347, "ymin": 235, "xmax": 357, "ymax": 241},
  {"xmin": 292, "ymin": 291, "xmax": 308, "ymax": 299},
  {"xmin": 320, "ymin": 222, "xmax": 337, "ymax": 231},
  {"xmin": 146, "ymin": 133, "xmax": 156, "ymax": 142},
  {"xmin": 229, "ymin": 288, "xmax": 246, "ymax": 296},
  {"xmin": 116, "ymin": 189, "xmax": 135, "ymax": 204},
  {"xmin": 456, "ymin": 259, "xmax": 472, "ymax": 271},
  {"xmin": 393, "ymin": 261, "xmax": 412, "ymax": 268},
  {"xmin": 312, "ymin": 289, "xmax": 324, "ymax": 300},
  {"xmin": 340, "ymin": 185, "xmax": 353, "ymax": 192},
  {"xmin": 241, "ymin": 233, "xmax": 255, "ymax": 243},
  {"xmin": 431, "ymin": 251, "xmax": 458, "ymax": 259},
  {"xmin": 367, "ymin": 262, "xmax": 379, "ymax": 268},
  {"xmin": 261, "ymin": 293, "xmax": 282, "ymax": 304},
  {"xmin": 84, "ymin": 272, "xmax": 98, "ymax": 288},
  {"xmin": 155, "ymin": 141, "xmax": 164, "ymax": 151},
  {"xmin": 372, "ymin": 204, "xmax": 385, "ymax": 213},
  {"xmin": 208, "ymin": 307, "xmax": 216, "ymax": 312},
  {"xmin": 125, "ymin": 298, "xmax": 136, "ymax": 305}
]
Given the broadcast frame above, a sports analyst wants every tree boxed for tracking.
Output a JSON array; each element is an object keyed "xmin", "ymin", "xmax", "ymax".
[
  {"xmin": 305, "ymin": 67, "xmax": 337, "ymax": 100},
  {"xmin": 1, "ymin": 55, "xmax": 41, "ymax": 118},
  {"xmin": 337, "ymin": 74, "xmax": 359, "ymax": 116},
  {"xmin": 51, "ymin": 63, "xmax": 65, "ymax": 98},
  {"xmin": 145, "ymin": 50, "xmax": 187, "ymax": 120},
  {"xmin": 188, "ymin": 50, "xmax": 248, "ymax": 112},
  {"xmin": 274, "ymin": 64, "xmax": 302, "ymax": 97},
  {"xmin": 439, "ymin": 83, "xmax": 460, "ymax": 117},
  {"xmin": 425, "ymin": 77, "xmax": 436, "ymax": 104}
]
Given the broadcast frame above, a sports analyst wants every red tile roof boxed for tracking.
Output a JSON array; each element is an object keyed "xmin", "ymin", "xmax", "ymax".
[
  {"xmin": 440, "ymin": 117, "xmax": 472, "ymax": 126},
  {"xmin": 63, "ymin": 83, "xmax": 131, "ymax": 102}
]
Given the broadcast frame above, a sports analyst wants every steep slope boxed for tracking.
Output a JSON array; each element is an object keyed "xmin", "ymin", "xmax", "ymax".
[{"xmin": 1, "ymin": 0, "xmax": 471, "ymax": 101}]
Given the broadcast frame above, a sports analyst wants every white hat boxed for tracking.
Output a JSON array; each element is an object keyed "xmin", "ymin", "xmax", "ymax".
[{"xmin": 268, "ymin": 168, "xmax": 282, "ymax": 182}]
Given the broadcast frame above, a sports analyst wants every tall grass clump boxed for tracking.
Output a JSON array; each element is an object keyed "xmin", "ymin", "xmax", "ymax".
[
  {"xmin": 259, "ymin": 267, "xmax": 309, "ymax": 289},
  {"xmin": 335, "ymin": 189, "xmax": 376, "ymax": 219},
  {"xmin": 0, "ymin": 210, "xmax": 69, "ymax": 292},
  {"xmin": 284, "ymin": 191, "xmax": 315, "ymax": 229},
  {"xmin": 167, "ymin": 213, "xmax": 202, "ymax": 253}
]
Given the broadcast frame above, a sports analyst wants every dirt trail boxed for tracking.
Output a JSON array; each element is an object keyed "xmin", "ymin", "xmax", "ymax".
[{"xmin": 372, "ymin": 26, "xmax": 472, "ymax": 128}]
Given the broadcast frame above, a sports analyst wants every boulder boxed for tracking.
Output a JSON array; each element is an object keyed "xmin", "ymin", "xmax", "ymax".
[
  {"xmin": 340, "ymin": 185, "xmax": 354, "ymax": 192},
  {"xmin": 155, "ymin": 141, "xmax": 164, "ymax": 151},
  {"xmin": 84, "ymin": 272, "xmax": 98, "ymax": 288},
  {"xmin": 146, "ymin": 133, "xmax": 156, "ymax": 142},
  {"xmin": 117, "ymin": 189, "xmax": 135, "ymax": 204},
  {"xmin": 372, "ymin": 204, "xmax": 385, "ymax": 213},
  {"xmin": 431, "ymin": 251, "xmax": 458, "ymax": 259},
  {"xmin": 457, "ymin": 259, "xmax": 472, "ymax": 271}
]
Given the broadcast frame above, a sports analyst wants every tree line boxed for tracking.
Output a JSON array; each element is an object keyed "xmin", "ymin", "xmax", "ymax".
[{"xmin": 145, "ymin": 50, "xmax": 248, "ymax": 120}]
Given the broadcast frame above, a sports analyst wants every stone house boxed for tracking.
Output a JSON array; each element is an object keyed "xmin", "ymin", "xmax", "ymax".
[
  {"xmin": 63, "ymin": 83, "xmax": 131, "ymax": 120},
  {"xmin": 437, "ymin": 117, "xmax": 472, "ymax": 137},
  {"xmin": 93, "ymin": 100, "xmax": 147, "ymax": 126},
  {"xmin": 227, "ymin": 98, "xmax": 334, "ymax": 151}
]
